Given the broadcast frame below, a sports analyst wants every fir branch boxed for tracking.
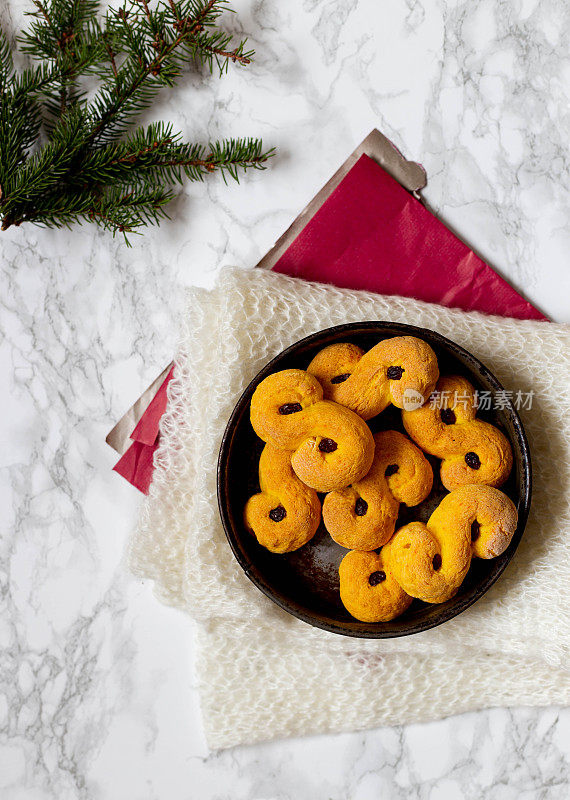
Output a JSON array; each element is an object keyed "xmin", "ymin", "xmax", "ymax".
[
  {"xmin": 1, "ymin": 105, "xmax": 86, "ymax": 228},
  {"xmin": 0, "ymin": 29, "xmax": 14, "ymax": 87},
  {"xmin": 87, "ymin": 183, "xmax": 174, "ymax": 233},
  {"xmin": 0, "ymin": 0, "xmax": 274, "ymax": 238},
  {"xmin": 73, "ymin": 127, "xmax": 273, "ymax": 187},
  {"xmin": 86, "ymin": 0, "xmax": 253, "ymax": 146},
  {"xmin": 0, "ymin": 56, "xmax": 82, "ymax": 201},
  {"xmin": 22, "ymin": 0, "xmax": 101, "ymax": 62},
  {"xmin": 21, "ymin": 1, "xmax": 104, "ymax": 117},
  {"xmin": 18, "ymin": 181, "xmax": 175, "ymax": 245}
]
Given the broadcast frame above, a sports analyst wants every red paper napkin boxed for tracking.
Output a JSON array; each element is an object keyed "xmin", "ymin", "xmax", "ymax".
[
  {"xmin": 114, "ymin": 153, "xmax": 546, "ymax": 493},
  {"xmin": 113, "ymin": 366, "xmax": 173, "ymax": 493},
  {"xmin": 273, "ymin": 155, "xmax": 545, "ymax": 320}
]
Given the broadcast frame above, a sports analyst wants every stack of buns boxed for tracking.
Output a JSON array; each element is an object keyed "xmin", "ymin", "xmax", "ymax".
[{"xmin": 244, "ymin": 336, "xmax": 517, "ymax": 622}]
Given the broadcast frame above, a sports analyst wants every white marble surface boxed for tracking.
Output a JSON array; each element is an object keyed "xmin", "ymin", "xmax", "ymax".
[{"xmin": 1, "ymin": 0, "xmax": 569, "ymax": 797}]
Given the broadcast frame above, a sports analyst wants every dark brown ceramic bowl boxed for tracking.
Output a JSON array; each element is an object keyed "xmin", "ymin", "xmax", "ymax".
[{"xmin": 217, "ymin": 322, "xmax": 531, "ymax": 638}]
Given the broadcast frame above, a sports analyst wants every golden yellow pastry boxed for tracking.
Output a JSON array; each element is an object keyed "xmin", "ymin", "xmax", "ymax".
[
  {"xmin": 244, "ymin": 444, "xmax": 321, "ymax": 553},
  {"xmin": 339, "ymin": 549, "xmax": 413, "ymax": 622},
  {"xmin": 322, "ymin": 430, "xmax": 433, "ymax": 551},
  {"xmin": 250, "ymin": 369, "xmax": 375, "ymax": 492},
  {"xmin": 402, "ymin": 375, "xmax": 513, "ymax": 490},
  {"xmin": 307, "ymin": 336, "xmax": 439, "ymax": 420},
  {"xmin": 385, "ymin": 484, "xmax": 518, "ymax": 604}
]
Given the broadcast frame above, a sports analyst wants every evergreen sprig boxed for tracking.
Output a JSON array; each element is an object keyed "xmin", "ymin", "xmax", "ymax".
[{"xmin": 0, "ymin": 0, "xmax": 273, "ymax": 243}]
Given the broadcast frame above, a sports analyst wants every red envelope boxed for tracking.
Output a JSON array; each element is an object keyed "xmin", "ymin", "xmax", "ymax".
[{"xmin": 114, "ymin": 152, "xmax": 546, "ymax": 493}]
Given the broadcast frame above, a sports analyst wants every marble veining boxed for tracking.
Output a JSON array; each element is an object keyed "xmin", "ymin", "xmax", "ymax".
[{"xmin": 1, "ymin": 0, "xmax": 569, "ymax": 797}]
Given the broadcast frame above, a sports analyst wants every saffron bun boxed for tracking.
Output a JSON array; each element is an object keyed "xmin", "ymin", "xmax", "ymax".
[
  {"xmin": 322, "ymin": 430, "xmax": 433, "ymax": 551},
  {"xmin": 250, "ymin": 368, "xmax": 375, "ymax": 492},
  {"xmin": 307, "ymin": 336, "xmax": 439, "ymax": 421},
  {"xmin": 244, "ymin": 443, "xmax": 321, "ymax": 553},
  {"xmin": 385, "ymin": 484, "xmax": 518, "ymax": 604},
  {"xmin": 402, "ymin": 375, "xmax": 513, "ymax": 490},
  {"xmin": 339, "ymin": 549, "xmax": 413, "ymax": 623}
]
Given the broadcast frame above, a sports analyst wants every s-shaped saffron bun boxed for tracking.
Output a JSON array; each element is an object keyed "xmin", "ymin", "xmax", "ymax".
[
  {"xmin": 250, "ymin": 369, "xmax": 375, "ymax": 493},
  {"xmin": 307, "ymin": 336, "xmax": 439, "ymax": 420},
  {"xmin": 339, "ymin": 549, "xmax": 413, "ymax": 622},
  {"xmin": 402, "ymin": 375, "xmax": 513, "ymax": 490},
  {"xmin": 244, "ymin": 444, "xmax": 321, "ymax": 553},
  {"xmin": 322, "ymin": 430, "xmax": 433, "ymax": 551},
  {"xmin": 385, "ymin": 484, "xmax": 518, "ymax": 604}
]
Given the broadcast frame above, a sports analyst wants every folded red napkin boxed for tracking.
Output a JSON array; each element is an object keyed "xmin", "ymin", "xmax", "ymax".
[
  {"xmin": 114, "ymin": 152, "xmax": 546, "ymax": 493},
  {"xmin": 273, "ymin": 154, "xmax": 545, "ymax": 321},
  {"xmin": 113, "ymin": 366, "xmax": 173, "ymax": 493}
]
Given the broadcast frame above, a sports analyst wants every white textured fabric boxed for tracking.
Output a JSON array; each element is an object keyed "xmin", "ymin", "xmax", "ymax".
[{"xmin": 130, "ymin": 266, "xmax": 570, "ymax": 749}]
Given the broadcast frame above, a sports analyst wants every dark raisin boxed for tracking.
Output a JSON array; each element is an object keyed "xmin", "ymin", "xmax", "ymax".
[
  {"xmin": 387, "ymin": 365, "xmax": 405, "ymax": 380},
  {"xmin": 278, "ymin": 402, "xmax": 302, "ymax": 415},
  {"xmin": 331, "ymin": 373, "xmax": 351, "ymax": 384},
  {"xmin": 465, "ymin": 451, "xmax": 481, "ymax": 470},
  {"xmin": 268, "ymin": 506, "xmax": 287, "ymax": 522},
  {"xmin": 354, "ymin": 497, "xmax": 368, "ymax": 516},
  {"xmin": 440, "ymin": 408, "xmax": 456, "ymax": 425},
  {"xmin": 471, "ymin": 520, "xmax": 481, "ymax": 542},
  {"xmin": 432, "ymin": 553, "xmax": 442, "ymax": 571},
  {"xmin": 368, "ymin": 570, "xmax": 386, "ymax": 586},
  {"xmin": 319, "ymin": 438, "xmax": 337, "ymax": 453},
  {"xmin": 384, "ymin": 464, "xmax": 399, "ymax": 477}
]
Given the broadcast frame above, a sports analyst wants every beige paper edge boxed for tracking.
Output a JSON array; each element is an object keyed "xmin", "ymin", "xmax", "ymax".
[{"xmin": 106, "ymin": 364, "xmax": 171, "ymax": 456}]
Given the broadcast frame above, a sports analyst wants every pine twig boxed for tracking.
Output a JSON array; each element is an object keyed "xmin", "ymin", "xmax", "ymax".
[{"xmin": 0, "ymin": 0, "xmax": 274, "ymax": 240}]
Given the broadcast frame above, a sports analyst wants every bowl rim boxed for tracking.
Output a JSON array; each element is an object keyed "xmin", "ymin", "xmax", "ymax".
[{"xmin": 217, "ymin": 321, "xmax": 532, "ymax": 638}]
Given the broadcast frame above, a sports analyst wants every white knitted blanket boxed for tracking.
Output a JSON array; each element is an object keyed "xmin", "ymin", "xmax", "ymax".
[{"xmin": 130, "ymin": 266, "xmax": 570, "ymax": 750}]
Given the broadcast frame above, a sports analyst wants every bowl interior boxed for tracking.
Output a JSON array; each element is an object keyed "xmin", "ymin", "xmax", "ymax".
[{"xmin": 217, "ymin": 322, "xmax": 531, "ymax": 638}]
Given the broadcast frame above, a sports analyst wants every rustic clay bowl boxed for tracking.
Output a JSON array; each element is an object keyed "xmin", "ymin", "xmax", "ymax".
[{"xmin": 217, "ymin": 322, "xmax": 531, "ymax": 638}]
